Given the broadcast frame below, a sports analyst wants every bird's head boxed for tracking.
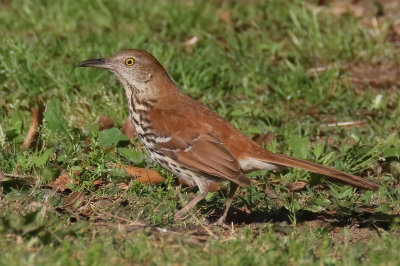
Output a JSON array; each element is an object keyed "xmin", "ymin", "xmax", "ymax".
[{"xmin": 79, "ymin": 49, "xmax": 173, "ymax": 98}]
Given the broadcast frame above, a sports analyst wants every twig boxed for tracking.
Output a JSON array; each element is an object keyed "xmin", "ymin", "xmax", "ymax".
[
  {"xmin": 307, "ymin": 66, "xmax": 328, "ymax": 75},
  {"xmin": 1, "ymin": 172, "xmax": 37, "ymax": 179},
  {"xmin": 0, "ymin": 169, "xmax": 38, "ymax": 186},
  {"xmin": 199, "ymin": 223, "xmax": 216, "ymax": 238},
  {"xmin": 264, "ymin": 185, "xmax": 285, "ymax": 207},
  {"xmin": 102, "ymin": 211, "xmax": 146, "ymax": 226},
  {"xmin": 320, "ymin": 120, "xmax": 368, "ymax": 128}
]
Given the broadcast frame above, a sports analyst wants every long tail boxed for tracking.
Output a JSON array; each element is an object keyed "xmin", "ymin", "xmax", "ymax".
[{"xmin": 259, "ymin": 151, "xmax": 379, "ymax": 190}]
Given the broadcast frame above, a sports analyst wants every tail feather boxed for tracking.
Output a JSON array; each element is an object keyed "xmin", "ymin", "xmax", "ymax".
[{"xmin": 259, "ymin": 151, "xmax": 379, "ymax": 190}]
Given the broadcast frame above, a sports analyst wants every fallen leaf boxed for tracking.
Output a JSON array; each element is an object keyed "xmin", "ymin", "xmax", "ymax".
[
  {"xmin": 48, "ymin": 172, "xmax": 73, "ymax": 191},
  {"xmin": 28, "ymin": 247, "xmax": 38, "ymax": 253},
  {"xmin": 252, "ymin": 132, "xmax": 275, "ymax": 147},
  {"xmin": 330, "ymin": 1, "xmax": 366, "ymax": 18},
  {"xmin": 93, "ymin": 180, "xmax": 106, "ymax": 186},
  {"xmin": 347, "ymin": 62, "xmax": 400, "ymax": 91},
  {"xmin": 21, "ymin": 106, "xmax": 44, "ymax": 151},
  {"xmin": 98, "ymin": 115, "xmax": 114, "ymax": 131},
  {"xmin": 93, "ymin": 198, "xmax": 113, "ymax": 207},
  {"xmin": 118, "ymin": 182, "xmax": 130, "ymax": 190},
  {"xmin": 78, "ymin": 208, "xmax": 92, "ymax": 218},
  {"xmin": 122, "ymin": 117, "xmax": 136, "ymax": 139},
  {"xmin": 286, "ymin": 181, "xmax": 308, "ymax": 191},
  {"xmin": 71, "ymin": 169, "xmax": 80, "ymax": 177},
  {"xmin": 217, "ymin": 8, "xmax": 232, "ymax": 25},
  {"xmin": 238, "ymin": 206, "xmax": 251, "ymax": 214},
  {"xmin": 183, "ymin": 36, "xmax": 199, "ymax": 53},
  {"xmin": 264, "ymin": 186, "xmax": 285, "ymax": 207},
  {"xmin": 184, "ymin": 36, "xmax": 199, "ymax": 47},
  {"xmin": 111, "ymin": 164, "xmax": 164, "ymax": 184},
  {"xmin": 63, "ymin": 192, "xmax": 86, "ymax": 208}
]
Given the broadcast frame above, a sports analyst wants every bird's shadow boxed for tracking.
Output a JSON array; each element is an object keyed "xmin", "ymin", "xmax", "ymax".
[{"xmin": 205, "ymin": 206, "xmax": 397, "ymax": 230}]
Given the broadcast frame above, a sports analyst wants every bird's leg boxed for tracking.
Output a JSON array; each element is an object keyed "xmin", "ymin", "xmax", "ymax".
[
  {"xmin": 175, "ymin": 191, "xmax": 208, "ymax": 220},
  {"xmin": 214, "ymin": 182, "xmax": 238, "ymax": 225}
]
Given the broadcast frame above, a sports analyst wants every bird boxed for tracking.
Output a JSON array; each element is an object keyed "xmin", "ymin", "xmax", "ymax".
[{"xmin": 79, "ymin": 49, "xmax": 379, "ymax": 224}]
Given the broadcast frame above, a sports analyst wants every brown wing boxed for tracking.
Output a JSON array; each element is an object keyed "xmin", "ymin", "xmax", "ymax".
[{"xmin": 148, "ymin": 105, "xmax": 250, "ymax": 187}]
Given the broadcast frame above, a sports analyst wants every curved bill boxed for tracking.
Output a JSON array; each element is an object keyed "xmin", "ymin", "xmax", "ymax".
[{"xmin": 78, "ymin": 58, "xmax": 112, "ymax": 69}]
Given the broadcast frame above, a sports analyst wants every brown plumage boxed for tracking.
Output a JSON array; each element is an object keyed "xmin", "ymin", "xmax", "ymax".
[{"xmin": 79, "ymin": 49, "xmax": 379, "ymax": 224}]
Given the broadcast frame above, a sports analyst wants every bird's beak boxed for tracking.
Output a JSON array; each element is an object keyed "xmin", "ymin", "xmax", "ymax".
[{"xmin": 78, "ymin": 58, "xmax": 112, "ymax": 69}]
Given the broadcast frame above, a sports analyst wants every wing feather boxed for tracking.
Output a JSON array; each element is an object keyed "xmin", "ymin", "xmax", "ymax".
[{"xmin": 149, "ymin": 107, "xmax": 250, "ymax": 186}]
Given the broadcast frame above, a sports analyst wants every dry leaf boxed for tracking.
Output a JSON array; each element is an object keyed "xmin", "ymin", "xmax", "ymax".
[
  {"xmin": 330, "ymin": 1, "xmax": 366, "ymax": 17},
  {"xmin": 238, "ymin": 206, "xmax": 251, "ymax": 214},
  {"xmin": 252, "ymin": 132, "xmax": 275, "ymax": 147},
  {"xmin": 99, "ymin": 115, "xmax": 114, "ymax": 131},
  {"xmin": 48, "ymin": 172, "xmax": 72, "ymax": 191},
  {"xmin": 286, "ymin": 181, "xmax": 308, "ymax": 191},
  {"xmin": 122, "ymin": 117, "xmax": 136, "ymax": 139},
  {"xmin": 264, "ymin": 186, "xmax": 285, "ymax": 207},
  {"xmin": 93, "ymin": 180, "xmax": 106, "ymax": 186},
  {"xmin": 217, "ymin": 8, "xmax": 232, "ymax": 25},
  {"xmin": 63, "ymin": 192, "xmax": 86, "ymax": 208},
  {"xmin": 183, "ymin": 36, "xmax": 199, "ymax": 53},
  {"xmin": 71, "ymin": 169, "xmax": 80, "ymax": 177},
  {"xmin": 347, "ymin": 62, "xmax": 400, "ymax": 90},
  {"xmin": 94, "ymin": 198, "xmax": 113, "ymax": 208},
  {"xmin": 21, "ymin": 106, "xmax": 44, "ymax": 151},
  {"xmin": 111, "ymin": 164, "xmax": 164, "ymax": 184},
  {"xmin": 118, "ymin": 183, "xmax": 130, "ymax": 190},
  {"xmin": 184, "ymin": 36, "xmax": 199, "ymax": 47}
]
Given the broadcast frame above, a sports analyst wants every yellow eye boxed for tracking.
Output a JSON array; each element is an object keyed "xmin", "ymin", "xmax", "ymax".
[{"xmin": 125, "ymin": 58, "xmax": 135, "ymax": 66}]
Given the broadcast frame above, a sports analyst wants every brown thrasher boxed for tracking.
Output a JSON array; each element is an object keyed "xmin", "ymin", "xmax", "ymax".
[{"xmin": 79, "ymin": 50, "xmax": 379, "ymax": 224}]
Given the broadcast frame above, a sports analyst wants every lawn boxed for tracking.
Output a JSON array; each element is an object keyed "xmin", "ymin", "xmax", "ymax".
[{"xmin": 1, "ymin": 0, "xmax": 400, "ymax": 265}]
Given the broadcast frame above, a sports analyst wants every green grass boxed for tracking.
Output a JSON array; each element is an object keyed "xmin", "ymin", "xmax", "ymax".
[{"xmin": 1, "ymin": 0, "xmax": 400, "ymax": 265}]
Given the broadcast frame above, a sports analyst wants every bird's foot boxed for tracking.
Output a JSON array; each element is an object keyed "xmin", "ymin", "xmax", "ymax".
[{"xmin": 211, "ymin": 214, "xmax": 231, "ymax": 229}]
